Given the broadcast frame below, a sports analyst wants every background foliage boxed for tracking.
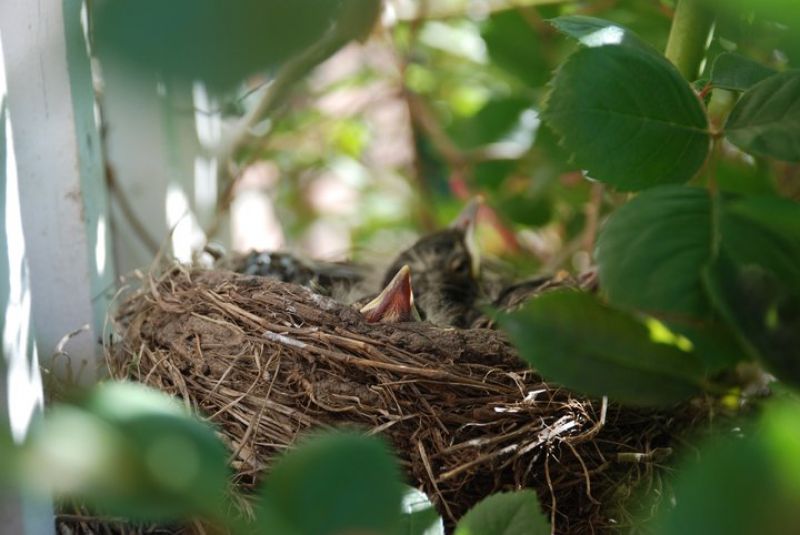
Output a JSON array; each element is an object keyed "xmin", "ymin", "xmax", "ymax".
[{"xmin": 7, "ymin": 0, "xmax": 800, "ymax": 533}]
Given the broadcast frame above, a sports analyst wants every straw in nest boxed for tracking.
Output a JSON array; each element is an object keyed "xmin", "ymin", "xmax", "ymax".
[{"xmin": 105, "ymin": 264, "xmax": 707, "ymax": 533}]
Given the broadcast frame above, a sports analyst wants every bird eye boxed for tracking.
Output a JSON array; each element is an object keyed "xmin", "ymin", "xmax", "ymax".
[{"xmin": 449, "ymin": 256, "xmax": 469, "ymax": 274}]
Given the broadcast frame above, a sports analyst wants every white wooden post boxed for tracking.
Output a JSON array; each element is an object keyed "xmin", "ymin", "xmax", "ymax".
[
  {"xmin": 0, "ymin": 21, "xmax": 53, "ymax": 535},
  {"xmin": 0, "ymin": 0, "xmax": 114, "ymax": 382},
  {"xmin": 0, "ymin": 98, "xmax": 54, "ymax": 535}
]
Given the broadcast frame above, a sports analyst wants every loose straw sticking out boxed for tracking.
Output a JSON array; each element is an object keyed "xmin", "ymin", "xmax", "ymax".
[{"xmin": 107, "ymin": 264, "xmax": 706, "ymax": 534}]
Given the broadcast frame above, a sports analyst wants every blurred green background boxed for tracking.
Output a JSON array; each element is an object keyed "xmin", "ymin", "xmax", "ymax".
[{"xmin": 91, "ymin": 0, "xmax": 798, "ymax": 278}]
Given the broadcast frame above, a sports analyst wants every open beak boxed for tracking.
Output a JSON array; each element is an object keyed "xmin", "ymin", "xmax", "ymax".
[
  {"xmin": 360, "ymin": 265, "xmax": 420, "ymax": 323},
  {"xmin": 450, "ymin": 196, "xmax": 482, "ymax": 277}
]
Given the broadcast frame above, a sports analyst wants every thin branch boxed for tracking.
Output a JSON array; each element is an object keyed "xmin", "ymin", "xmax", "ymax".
[
  {"xmin": 106, "ymin": 163, "xmax": 161, "ymax": 254},
  {"xmin": 219, "ymin": 29, "xmax": 350, "ymax": 161},
  {"xmin": 664, "ymin": 0, "xmax": 715, "ymax": 81},
  {"xmin": 207, "ymin": 23, "xmax": 355, "ymax": 239},
  {"xmin": 582, "ymin": 182, "xmax": 604, "ymax": 256}
]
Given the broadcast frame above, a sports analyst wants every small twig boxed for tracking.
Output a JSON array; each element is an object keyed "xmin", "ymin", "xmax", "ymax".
[
  {"xmin": 406, "ymin": 92, "xmax": 469, "ymax": 172},
  {"xmin": 207, "ymin": 23, "xmax": 354, "ymax": 239},
  {"xmin": 106, "ymin": 164, "xmax": 161, "ymax": 254},
  {"xmin": 616, "ymin": 447, "xmax": 673, "ymax": 464},
  {"xmin": 219, "ymin": 29, "xmax": 349, "ymax": 160},
  {"xmin": 417, "ymin": 440, "xmax": 455, "ymax": 523},
  {"xmin": 582, "ymin": 183, "xmax": 604, "ymax": 256},
  {"xmin": 545, "ymin": 455, "xmax": 557, "ymax": 535},
  {"xmin": 565, "ymin": 441, "xmax": 600, "ymax": 505},
  {"xmin": 438, "ymin": 442, "xmax": 519, "ymax": 481}
]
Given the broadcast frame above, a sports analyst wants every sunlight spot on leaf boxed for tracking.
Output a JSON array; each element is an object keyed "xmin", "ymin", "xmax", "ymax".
[
  {"xmin": 645, "ymin": 318, "xmax": 694, "ymax": 352},
  {"xmin": 581, "ymin": 26, "xmax": 625, "ymax": 47},
  {"xmin": 765, "ymin": 305, "xmax": 779, "ymax": 331}
]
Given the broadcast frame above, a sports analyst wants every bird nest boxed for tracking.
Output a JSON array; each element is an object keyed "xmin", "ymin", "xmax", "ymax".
[{"xmin": 104, "ymin": 263, "xmax": 706, "ymax": 534}]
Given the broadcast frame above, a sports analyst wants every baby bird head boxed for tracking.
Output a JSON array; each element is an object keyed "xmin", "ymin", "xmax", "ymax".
[{"xmin": 381, "ymin": 198, "xmax": 482, "ymax": 327}]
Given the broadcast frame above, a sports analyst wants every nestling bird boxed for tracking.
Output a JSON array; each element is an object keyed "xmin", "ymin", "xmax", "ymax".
[
  {"xmin": 381, "ymin": 199, "xmax": 481, "ymax": 327},
  {"xmin": 470, "ymin": 269, "xmax": 599, "ymax": 329},
  {"xmin": 233, "ymin": 250, "xmax": 368, "ymax": 298}
]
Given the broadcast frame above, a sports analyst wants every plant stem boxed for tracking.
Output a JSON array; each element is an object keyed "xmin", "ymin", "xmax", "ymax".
[{"xmin": 665, "ymin": 0, "xmax": 715, "ymax": 81}]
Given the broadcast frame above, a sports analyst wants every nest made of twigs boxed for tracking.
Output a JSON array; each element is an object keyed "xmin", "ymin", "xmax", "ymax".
[{"xmin": 106, "ymin": 263, "xmax": 706, "ymax": 534}]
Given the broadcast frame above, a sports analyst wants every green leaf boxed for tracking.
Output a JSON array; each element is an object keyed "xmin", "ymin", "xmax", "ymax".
[
  {"xmin": 81, "ymin": 381, "xmax": 187, "ymax": 421},
  {"xmin": 454, "ymin": 490, "xmax": 549, "ymax": 535},
  {"xmin": 399, "ymin": 507, "xmax": 442, "ymax": 535},
  {"xmin": 86, "ymin": 384, "xmax": 230, "ymax": 521},
  {"xmin": 703, "ymin": 196, "xmax": 800, "ymax": 384},
  {"xmin": 482, "ymin": 10, "xmax": 551, "ymax": 88},
  {"xmin": 115, "ymin": 413, "xmax": 231, "ymax": 520},
  {"xmin": 710, "ymin": 52, "xmax": 777, "ymax": 91},
  {"xmin": 705, "ymin": 0, "xmax": 800, "ymax": 61},
  {"xmin": 398, "ymin": 486, "xmax": 442, "ymax": 535},
  {"xmin": 596, "ymin": 186, "xmax": 713, "ymax": 318},
  {"xmin": 715, "ymin": 157, "xmax": 776, "ymax": 196},
  {"xmin": 671, "ymin": 321, "xmax": 751, "ymax": 375},
  {"xmin": 726, "ymin": 195, "xmax": 800, "ymax": 241},
  {"xmin": 250, "ymin": 500, "xmax": 300, "ymax": 535},
  {"xmin": 93, "ymin": 0, "xmax": 379, "ymax": 90},
  {"xmin": 725, "ymin": 71, "xmax": 800, "ymax": 161},
  {"xmin": 719, "ymin": 197, "xmax": 800, "ymax": 296},
  {"xmin": 24, "ymin": 383, "xmax": 230, "ymax": 523},
  {"xmin": 474, "ymin": 160, "xmax": 516, "ymax": 190},
  {"xmin": 399, "ymin": 486, "xmax": 443, "ymax": 535},
  {"xmin": 499, "ymin": 194, "xmax": 553, "ymax": 228},
  {"xmin": 596, "ymin": 188, "xmax": 778, "ymax": 373},
  {"xmin": 652, "ymin": 401, "xmax": 800, "ymax": 535},
  {"xmin": 447, "ymin": 97, "xmax": 534, "ymax": 150},
  {"xmin": 705, "ymin": 255, "xmax": 800, "ymax": 387},
  {"xmin": 497, "ymin": 291, "xmax": 705, "ymax": 407},
  {"xmin": 544, "ymin": 45, "xmax": 710, "ymax": 190},
  {"xmin": 258, "ymin": 432, "xmax": 405, "ymax": 535},
  {"xmin": 549, "ymin": 15, "xmax": 653, "ymax": 50}
]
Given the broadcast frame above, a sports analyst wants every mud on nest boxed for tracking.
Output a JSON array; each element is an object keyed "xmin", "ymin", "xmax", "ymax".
[{"xmin": 106, "ymin": 263, "xmax": 707, "ymax": 534}]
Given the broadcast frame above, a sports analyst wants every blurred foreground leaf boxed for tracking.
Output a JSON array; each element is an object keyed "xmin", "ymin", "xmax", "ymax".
[
  {"xmin": 399, "ymin": 486, "xmax": 443, "ymax": 535},
  {"xmin": 710, "ymin": 52, "xmax": 776, "ymax": 91},
  {"xmin": 653, "ymin": 401, "xmax": 800, "ymax": 535},
  {"xmin": 719, "ymin": 196, "xmax": 800, "ymax": 296},
  {"xmin": 725, "ymin": 71, "xmax": 800, "ymax": 161},
  {"xmin": 497, "ymin": 291, "xmax": 705, "ymax": 406},
  {"xmin": 703, "ymin": 196, "xmax": 800, "ymax": 386},
  {"xmin": 23, "ymin": 382, "xmax": 229, "ymax": 522},
  {"xmin": 725, "ymin": 195, "xmax": 800, "ymax": 234},
  {"xmin": 544, "ymin": 45, "xmax": 709, "ymax": 190},
  {"xmin": 499, "ymin": 194, "xmax": 553, "ymax": 228},
  {"xmin": 715, "ymin": 156, "xmax": 776, "ymax": 196},
  {"xmin": 257, "ymin": 432, "xmax": 405, "ymax": 535},
  {"xmin": 706, "ymin": 255, "xmax": 800, "ymax": 386},
  {"xmin": 400, "ymin": 506, "xmax": 442, "ymax": 535},
  {"xmin": 93, "ymin": 0, "xmax": 379, "ymax": 90},
  {"xmin": 447, "ymin": 97, "xmax": 534, "ymax": 150},
  {"xmin": 703, "ymin": 0, "xmax": 800, "ymax": 62},
  {"xmin": 454, "ymin": 490, "xmax": 549, "ymax": 535},
  {"xmin": 482, "ymin": 10, "xmax": 551, "ymax": 89}
]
